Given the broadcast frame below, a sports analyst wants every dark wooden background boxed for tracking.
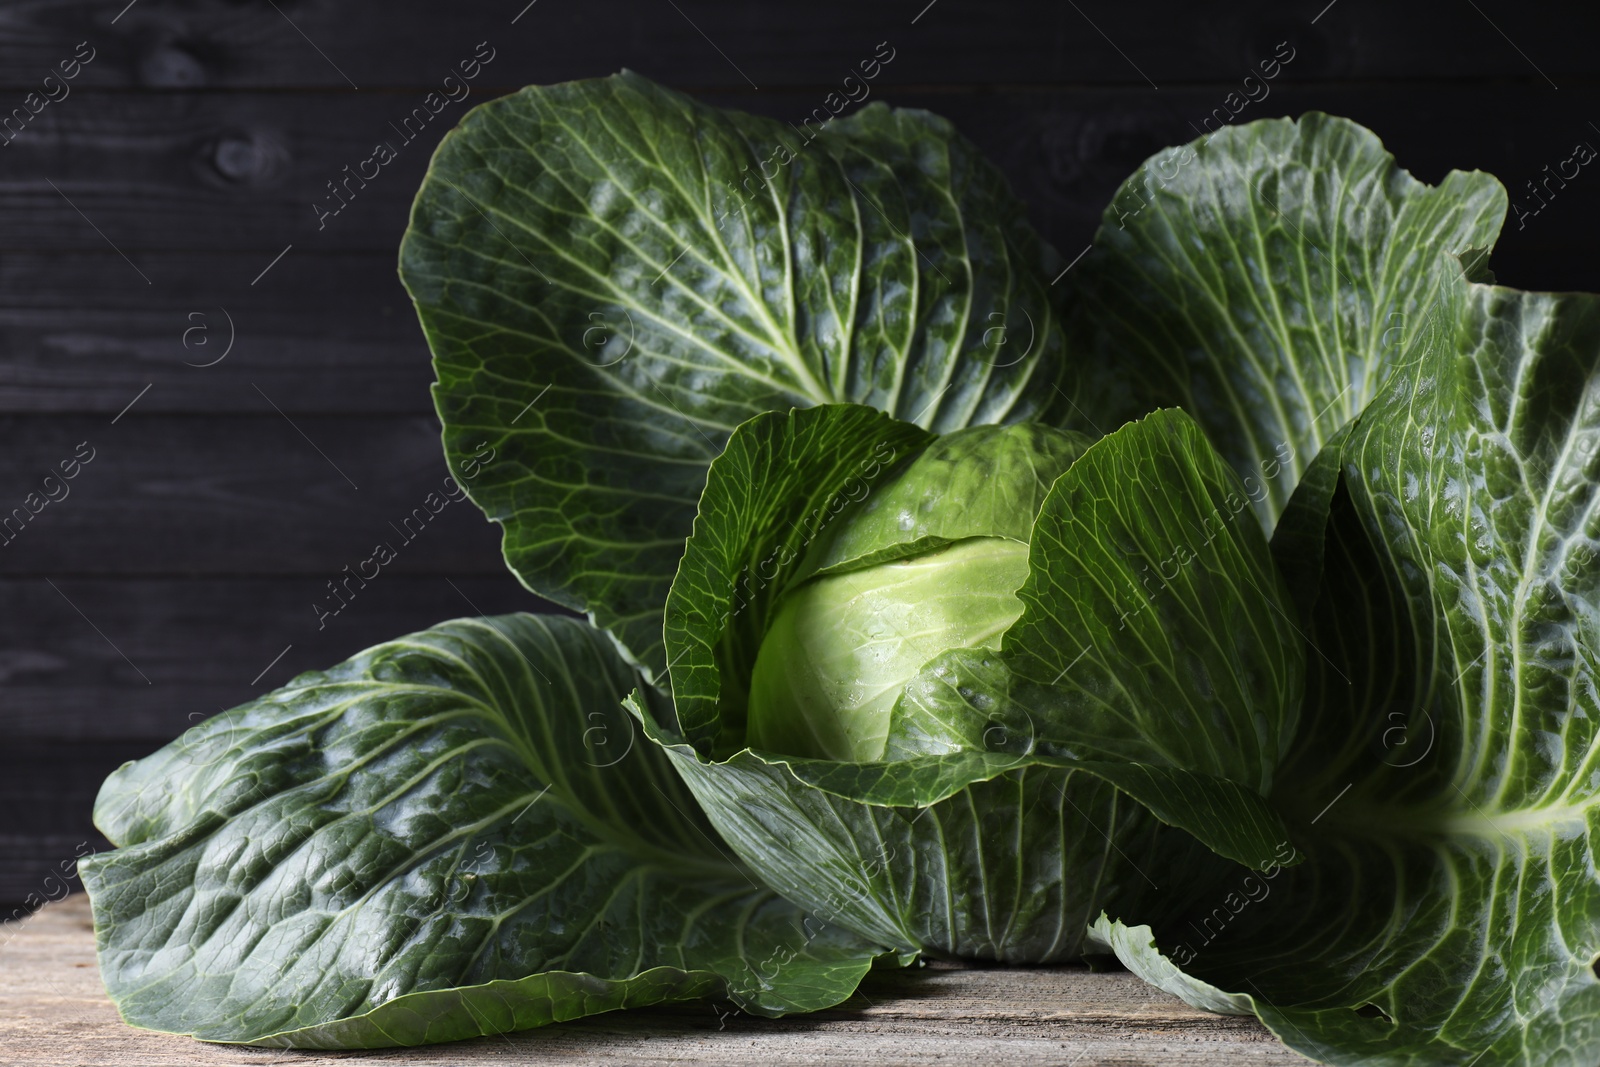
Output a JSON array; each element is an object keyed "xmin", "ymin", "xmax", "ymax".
[{"xmin": 2, "ymin": 0, "xmax": 1597, "ymax": 912}]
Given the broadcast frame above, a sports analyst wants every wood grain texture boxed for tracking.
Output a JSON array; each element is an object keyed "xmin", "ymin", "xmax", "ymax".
[
  {"xmin": 0, "ymin": 252, "xmax": 434, "ymax": 414},
  {"xmin": 0, "ymin": 414, "xmax": 514, "ymax": 575},
  {"xmin": 0, "ymin": 894, "xmax": 1314, "ymax": 1065},
  {"xmin": 0, "ymin": 87, "xmax": 1594, "ymax": 274},
  {"xmin": 0, "ymin": 577, "xmax": 547, "ymax": 739},
  {"xmin": 0, "ymin": 743, "xmax": 130, "ymax": 909},
  {"xmin": 0, "ymin": 0, "xmax": 1592, "ymax": 90}
]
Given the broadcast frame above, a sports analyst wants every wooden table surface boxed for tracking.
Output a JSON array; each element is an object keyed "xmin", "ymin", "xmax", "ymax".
[{"xmin": 1, "ymin": 894, "xmax": 1313, "ymax": 1066}]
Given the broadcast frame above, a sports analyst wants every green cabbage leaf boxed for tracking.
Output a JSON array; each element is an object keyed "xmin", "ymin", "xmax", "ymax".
[
  {"xmin": 80, "ymin": 616, "xmax": 889, "ymax": 1046},
  {"xmin": 400, "ymin": 71, "xmax": 1067, "ymax": 676}
]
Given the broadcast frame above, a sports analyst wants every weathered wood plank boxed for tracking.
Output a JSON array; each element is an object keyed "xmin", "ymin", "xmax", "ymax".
[
  {"xmin": 0, "ymin": 894, "xmax": 1313, "ymax": 1065},
  {"xmin": 0, "ymin": 0, "xmax": 1591, "ymax": 91},
  {"xmin": 1, "ymin": 87, "xmax": 1597, "ymax": 269},
  {"xmin": 0, "ymin": 835, "xmax": 96, "ymax": 918},
  {"xmin": 0, "ymin": 576, "xmax": 549, "ymax": 739},
  {"xmin": 0, "ymin": 742, "xmax": 132, "ymax": 909},
  {"xmin": 0, "ymin": 252, "xmax": 436, "ymax": 415},
  {"xmin": 0, "ymin": 414, "xmax": 523, "ymax": 575}
]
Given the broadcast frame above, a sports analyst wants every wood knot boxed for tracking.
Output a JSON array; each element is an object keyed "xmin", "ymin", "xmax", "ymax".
[
  {"xmin": 137, "ymin": 44, "xmax": 206, "ymax": 88},
  {"xmin": 205, "ymin": 130, "xmax": 289, "ymax": 187}
]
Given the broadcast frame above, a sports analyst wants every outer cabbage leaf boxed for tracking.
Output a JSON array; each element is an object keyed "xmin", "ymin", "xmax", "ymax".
[
  {"xmin": 999, "ymin": 408, "xmax": 1302, "ymax": 791},
  {"xmin": 1065, "ymin": 112, "xmax": 1506, "ymax": 533},
  {"xmin": 79, "ymin": 615, "xmax": 886, "ymax": 1048},
  {"xmin": 662, "ymin": 740, "xmax": 1185, "ymax": 962},
  {"xmin": 1267, "ymin": 418, "xmax": 1351, "ymax": 623},
  {"xmin": 1085, "ymin": 915, "xmax": 1255, "ymax": 1016},
  {"xmin": 1093, "ymin": 265, "xmax": 1600, "ymax": 1067},
  {"xmin": 401, "ymin": 70, "xmax": 1067, "ymax": 676},
  {"xmin": 655, "ymin": 404, "xmax": 1300, "ymax": 961}
]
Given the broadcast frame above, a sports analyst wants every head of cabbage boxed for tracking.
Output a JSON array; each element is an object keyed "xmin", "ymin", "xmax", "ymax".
[
  {"xmin": 659, "ymin": 404, "xmax": 1299, "ymax": 965},
  {"xmin": 744, "ymin": 421, "xmax": 1089, "ymax": 763}
]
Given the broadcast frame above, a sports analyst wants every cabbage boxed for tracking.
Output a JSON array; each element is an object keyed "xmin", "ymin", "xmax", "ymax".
[
  {"xmin": 82, "ymin": 73, "xmax": 1600, "ymax": 1067},
  {"xmin": 747, "ymin": 423, "xmax": 1083, "ymax": 761},
  {"xmin": 747, "ymin": 537, "xmax": 1029, "ymax": 761}
]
